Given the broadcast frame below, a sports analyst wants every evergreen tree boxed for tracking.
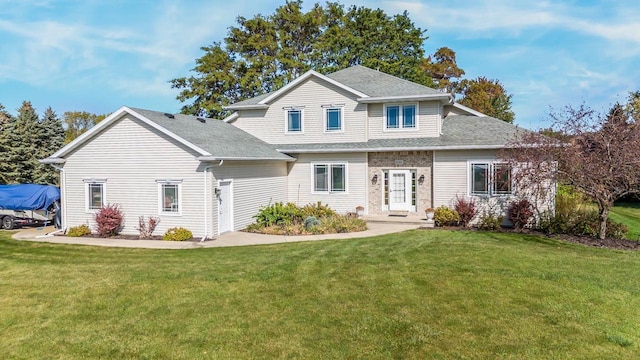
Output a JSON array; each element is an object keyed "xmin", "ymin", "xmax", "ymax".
[
  {"xmin": 34, "ymin": 107, "xmax": 64, "ymax": 184},
  {"xmin": 0, "ymin": 104, "xmax": 13, "ymax": 184},
  {"xmin": 4, "ymin": 101, "xmax": 40, "ymax": 183}
]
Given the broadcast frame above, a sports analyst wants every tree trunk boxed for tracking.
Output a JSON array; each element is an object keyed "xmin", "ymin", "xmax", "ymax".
[{"xmin": 598, "ymin": 206, "xmax": 609, "ymax": 240}]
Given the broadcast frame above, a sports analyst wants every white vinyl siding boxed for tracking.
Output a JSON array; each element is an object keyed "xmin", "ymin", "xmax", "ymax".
[
  {"xmin": 287, "ymin": 153, "xmax": 366, "ymax": 213},
  {"xmin": 232, "ymin": 77, "xmax": 366, "ymax": 144},
  {"xmin": 369, "ymin": 101, "xmax": 440, "ymax": 139},
  {"xmin": 62, "ymin": 115, "xmax": 210, "ymax": 237},
  {"xmin": 211, "ymin": 161, "xmax": 288, "ymax": 232}
]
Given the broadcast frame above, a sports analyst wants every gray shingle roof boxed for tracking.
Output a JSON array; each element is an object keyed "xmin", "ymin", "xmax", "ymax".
[
  {"xmin": 325, "ymin": 65, "xmax": 443, "ymax": 97},
  {"xmin": 228, "ymin": 65, "xmax": 445, "ymax": 107},
  {"xmin": 274, "ymin": 115, "xmax": 527, "ymax": 152},
  {"xmin": 129, "ymin": 107, "xmax": 293, "ymax": 161}
]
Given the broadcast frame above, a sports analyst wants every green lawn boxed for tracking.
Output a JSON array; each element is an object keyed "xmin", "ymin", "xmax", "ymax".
[
  {"xmin": 1, "ymin": 230, "xmax": 639, "ymax": 359},
  {"xmin": 611, "ymin": 202, "xmax": 640, "ymax": 240}
]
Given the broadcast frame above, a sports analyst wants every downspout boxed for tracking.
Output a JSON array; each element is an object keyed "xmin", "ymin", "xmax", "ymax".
[
  {"xmin": 201, "ymin": 160, "xmax": 224, "ymax": 242},
  {"xmin": 50, "ymin": 164, "xmax": 66, "ymax": 236}
]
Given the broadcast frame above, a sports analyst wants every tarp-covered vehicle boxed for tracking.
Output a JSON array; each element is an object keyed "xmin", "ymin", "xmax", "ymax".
[{"xmin": 0, "ymin": 184, "xmax": 61, "ymax": 230}]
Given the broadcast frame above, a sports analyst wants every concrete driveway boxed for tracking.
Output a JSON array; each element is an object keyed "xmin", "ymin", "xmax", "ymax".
[{"xmin": 11, "ymin": 222, "xmax": 422, "ymax": 249}]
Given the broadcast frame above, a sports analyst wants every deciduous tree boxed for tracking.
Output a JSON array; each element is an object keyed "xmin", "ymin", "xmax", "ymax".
[
  {"xmin": 420, "ymin": 47, "xmax": 465, "ymax": 91},
  {"xmin": 456, "ymin": 77, "xmax": 515, "ymax": 123},
  {"xmin": 63, "ymin": 111, "xmax": 106, "ymax": 143},
  {"xmin": 503, "ymin": 103, "xmax": 640, "ymax": 240}
]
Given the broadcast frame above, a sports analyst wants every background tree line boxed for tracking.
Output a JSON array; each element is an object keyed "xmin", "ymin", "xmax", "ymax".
[
  {"xmin": 0, "ymin": 102, "xmax": 106, "ymax": 185},
  {"xmin": 172, "ymin": 0, "xmax": 515, "ymax": 123}
]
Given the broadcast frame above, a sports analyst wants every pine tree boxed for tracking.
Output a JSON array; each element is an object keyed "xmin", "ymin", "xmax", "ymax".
[
  {"xmin": 4, "ymin": 101, "xmax": 40, "ymax": 183},
  {"xmin": 34, "ymin": 107, "xmax": 64, "ymax": 184},
  {"xmin": 0, "ymin": 103, "xmax": 13, "ymax": 184}
]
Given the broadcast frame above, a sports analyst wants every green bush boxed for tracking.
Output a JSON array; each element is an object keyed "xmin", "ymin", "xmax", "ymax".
[
  {"xmin": 571, "ymin": 211, "xmax": 628, "ymax": 239},
  {"xmin": 304, "ymin": 216, "xmax": 320, "ymax": 230},
  {"xmin": 434, "ymin": 206, "xmax": 460, "ymax": 227},
  {"xmin": 300, "ymin": 201, "xmax": 336, "ymax": 218},
  {"xmin": 478, "ymin": 212, "xmax": 504, "ymax": 231},
  {"xmin": 67, "ymin": 224, "xmax": 91, "ymax": 237},
  {"xmin": 162, "ymin": 227, "xmax": 193, "ymax": 241},
  {"xmin": 254, "ymin": 202, "xmax": 301, "ymax": 227}
]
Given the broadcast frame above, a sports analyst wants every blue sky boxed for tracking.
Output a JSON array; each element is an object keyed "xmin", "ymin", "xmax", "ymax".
[{"xmin": 0, "ymin": 0, "xmax": 638, "ymax": 129}]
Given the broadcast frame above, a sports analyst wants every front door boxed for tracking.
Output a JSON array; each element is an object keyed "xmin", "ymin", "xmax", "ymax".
[
  {"xmin": 388, "ymin": 170, "xmax": 412, "ymax": 211},
  {"xmin": 218, "ymin": 181, "xmax": 232, "ymax": 234}
]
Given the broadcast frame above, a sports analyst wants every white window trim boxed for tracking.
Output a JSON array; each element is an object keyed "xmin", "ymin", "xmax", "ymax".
[
  {"xmin": 284, "ymin": 106, "xmax": 305, "ymax": 134},
  {"xmin": 322, "ymin": 105, "xmax": 345, "ymax": 133},
  {"xmin": 468, "ymin": 161, "xmax": 513, "ymax": 197},
  {"xmin": 383, "ymin": 103, "xmax": 419, "ymax": 132},
  {"xmin": 157, "ymin": 179, "xmax": 183, "ymax": 216},
  {"xmin": 311, "ymin": 162, "xmax": 349, "ymax": 194},
  {"xmin": 83, "ymin": 179, "xmax": 107, "ymax": 213}
]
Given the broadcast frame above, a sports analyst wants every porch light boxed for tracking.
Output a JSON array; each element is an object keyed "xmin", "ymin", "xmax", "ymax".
[
  {"xmin": 371, "ymin": 174, "xmax": 378, "ymax": 184},
  {"xmin": 418, "ymin": 174, "xmax": 425, "ymax": 184}
]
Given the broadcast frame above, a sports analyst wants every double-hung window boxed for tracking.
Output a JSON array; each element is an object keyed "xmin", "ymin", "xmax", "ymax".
[
  {"xmin": 324, "ymin": 106, "xmax": 344, "ymax": 132},
  {"xmin": 313, "ymin": 164, "xmax": 346, "ymax": 193},
  {"xmin": 385, "ymin": 104, "xmax": 416, "ymax": 130},
  {"xmin": 157, "ymin": 180, "xmax": 182, "ymax": 215},
  {"xmin": 285, "ymin": 107, "xmax": 303, "ymax": 133},
  {"xmin": 470, "ymin": 163, "xmax": 512, "ymax": 196},
  {"xmin": 84, "ymin": 179, "xmax": 106, "ymax": 212}
]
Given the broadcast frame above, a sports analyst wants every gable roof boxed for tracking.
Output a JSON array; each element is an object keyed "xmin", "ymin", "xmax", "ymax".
[
  {"xmin": 45, "ymin": 106, "xmax": 294, "ymax": 163},
  {"xmin": 226, "ymin": 65, "xmax": 452, "ymax": 110},
  {"xmin": 274, "ymin": 115, "xmax": 527, "ymax": 153}
]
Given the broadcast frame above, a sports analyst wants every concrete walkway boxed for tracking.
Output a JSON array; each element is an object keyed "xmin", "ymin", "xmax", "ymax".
[{"xmin": 11, "ymin": 222, "xmax": 422, "ymax": 249}]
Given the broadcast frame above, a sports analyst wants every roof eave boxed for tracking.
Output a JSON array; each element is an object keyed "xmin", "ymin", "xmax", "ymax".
[
  {"xmin": 39, "ymin": 157, "xmax": 66, "ymax": 164},
  {"xmin": 357, "ymin": 94, "xmax": 453, "ymax": 104},
  {"xmin": 197, "ymin": 155, "xmax": 296, "ymax": 162},
  {"xmin": 277, "ymin": 144, "xmax": 509, "ymax": 153},
  {"xmin": 223, "ymin": 104, "xmax": 270, "ymax": 110},
  {"xmin": 450, "ymin": 103, "xmax": 486, "ymax": 117}
]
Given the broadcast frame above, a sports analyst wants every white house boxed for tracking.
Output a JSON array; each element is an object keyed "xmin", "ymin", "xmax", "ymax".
[{"xmin": 44, "ymin": 65, "xmax": 529, "ymax": 238}]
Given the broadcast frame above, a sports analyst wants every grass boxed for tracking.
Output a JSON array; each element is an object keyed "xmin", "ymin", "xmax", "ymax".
[
  {"xmin": 611, "ymin": 202, "xmax": 640, "ymax": 240},
  {"xmin": 1, "ymin": 229, "xmax": 639, "ymax": 359}
]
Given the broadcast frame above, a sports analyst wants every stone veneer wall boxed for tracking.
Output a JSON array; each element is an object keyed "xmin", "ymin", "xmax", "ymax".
[{"xmin": 367, "ymin": 151, "xmax": 433, "ymax": 215}]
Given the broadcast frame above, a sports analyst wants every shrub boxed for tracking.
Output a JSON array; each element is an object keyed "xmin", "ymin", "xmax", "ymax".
[
  {"xmin": 94, "ymin": 204, "xmax": 124, "ymax": 237},
  {"xmin": 508, "ymin": 199, "xmax": 534, "ymax": 231},
  {"xmin": 571, "ymin": 211, "xmax": 628, "ymax": 239},
  {"xmin": 67, "ymin": 224, "xmax": 91, "ymax": 237},
  {"xmin": 434, "ymin": 206, "xmax": 460, "ymax": 227},
  {"xmin": 300, "ymin": 202, "xmax": 336, "ymax": 219},
  {"xmin": 315, "ymin": 215, "xmax": 367, "ymax": 234},
  {"xmin": 454, "ymin": 197, "xmax": 476, "ymax": 227},
  {"xmin": 478, "ymin": 212, "xmax": 504, "ymax": 230},
  {"xmin": 162, "ymin": 227, "xmax": 193, "ymax": 241},
  {"xmin": 137, "ymin": 216, "xmax": 160, "ymax": 239},
  {"xmin": 254, "ymin": 202, "xmax": 301, "ymax": 227},
  {"xmin": 304, "ymin": 216, "xmax": 320, "ymax": 230}
]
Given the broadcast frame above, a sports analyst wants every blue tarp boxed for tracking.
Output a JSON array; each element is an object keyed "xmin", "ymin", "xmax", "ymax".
[{"xmin": 0, "ymin": 184, "xmax": 60, "ymax": 211}]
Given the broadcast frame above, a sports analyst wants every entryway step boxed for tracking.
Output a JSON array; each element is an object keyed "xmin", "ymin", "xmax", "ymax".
[
  {"xmin": 364, "ymin": 215, "xmax": 427, "ymax": 225},
  {"xmin": 388, "ymin": 210, "xmax": 409, "ymax": 217}
]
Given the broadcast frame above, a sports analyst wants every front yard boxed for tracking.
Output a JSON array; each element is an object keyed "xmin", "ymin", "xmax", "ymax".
[{"xmin": 1, "ymin": 228, "xmax": 638, "ymax": 359}]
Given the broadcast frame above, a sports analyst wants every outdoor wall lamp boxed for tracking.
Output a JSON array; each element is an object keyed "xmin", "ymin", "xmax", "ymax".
[
  {"xmin": 214, "ymin": 188, "xmax": 221, "ymax": 196},
  {"xmin": 371, "ymin": 174, "xmax": 378, "ymax": 184},
  {"xmin": 418, "ymin": 174, "xmax": 425, "ymax": 184}
]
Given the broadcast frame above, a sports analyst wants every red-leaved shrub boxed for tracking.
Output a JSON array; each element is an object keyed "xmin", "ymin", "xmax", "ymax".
[
  {"xmin": 508, "ymin": 199, "xmax": 534, "ymax": 231},
  {"xmin": 94, "ymin": 203, "xmax": 124, "ymax": 237},
  {"xmin": 454, "ymin": 196, "xmax": 477, "ymax": 227},
  {"xmin": 137, "ymin": 216, "xmax": 160, "ymax": 239}
]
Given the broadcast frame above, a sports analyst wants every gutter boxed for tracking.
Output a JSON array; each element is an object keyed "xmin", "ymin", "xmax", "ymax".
[
  {"xmin": 48, "ymin": 163, "xmax": 67, "ymax": 233},
  {"xmin": 276, "ymin": 144, "xmax": 510, "ymax": 153},
  {"xmin": 357, "ymin": 93, "xmax": 452, "ymax": 104},
  {"xmin": 197, "ymin": 155, "xmax": 296, "ymax": 162}
]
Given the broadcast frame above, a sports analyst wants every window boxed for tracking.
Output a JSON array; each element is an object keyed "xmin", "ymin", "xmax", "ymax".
[
  {"xmin": 385, "ymin": 104, "xmax": 417, "ymax": 130},
  {"xmin": 325, "ymin": 107, "xmax": 343, "ymax": 132},
  {"xmin": 158, "ymin": 180, "xmax": 182, "ymax": 215},
  {"xmin": 286, "ymin": 108, "xmax": 303, "ymax": 133},
  {"xmin": 470, "ymin": 163, "xmax": 512, "ymax": 196},
  {"xmin": 313, "ymin": 164, "xmax": 346, "ymax": 193},
  {"xmin": 86, "ymin": 182, "xmax": 105, "ymax": 211}
]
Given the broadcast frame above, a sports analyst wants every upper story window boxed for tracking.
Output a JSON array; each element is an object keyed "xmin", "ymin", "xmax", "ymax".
[
  {"xmin": 157, "ymin": 180, "xmax": 183, "ymax": 215},
  {"xmin": 323, "ymin": 106, "xmax": 344, "ymax": 132},
  {"xmin": 83, "ymin": 179, "xmax": 106, "ymax": 212},
  {"xmin": 470, "ymin": 163, "xmax": 512, "ymax": 196},
  {"xmin": 284, "ymin": 107, "xmax": 304, "ymax": 133},
  {"xmin": 385, "ymin": 104, "xmax": 417, "ymax": 130}
]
